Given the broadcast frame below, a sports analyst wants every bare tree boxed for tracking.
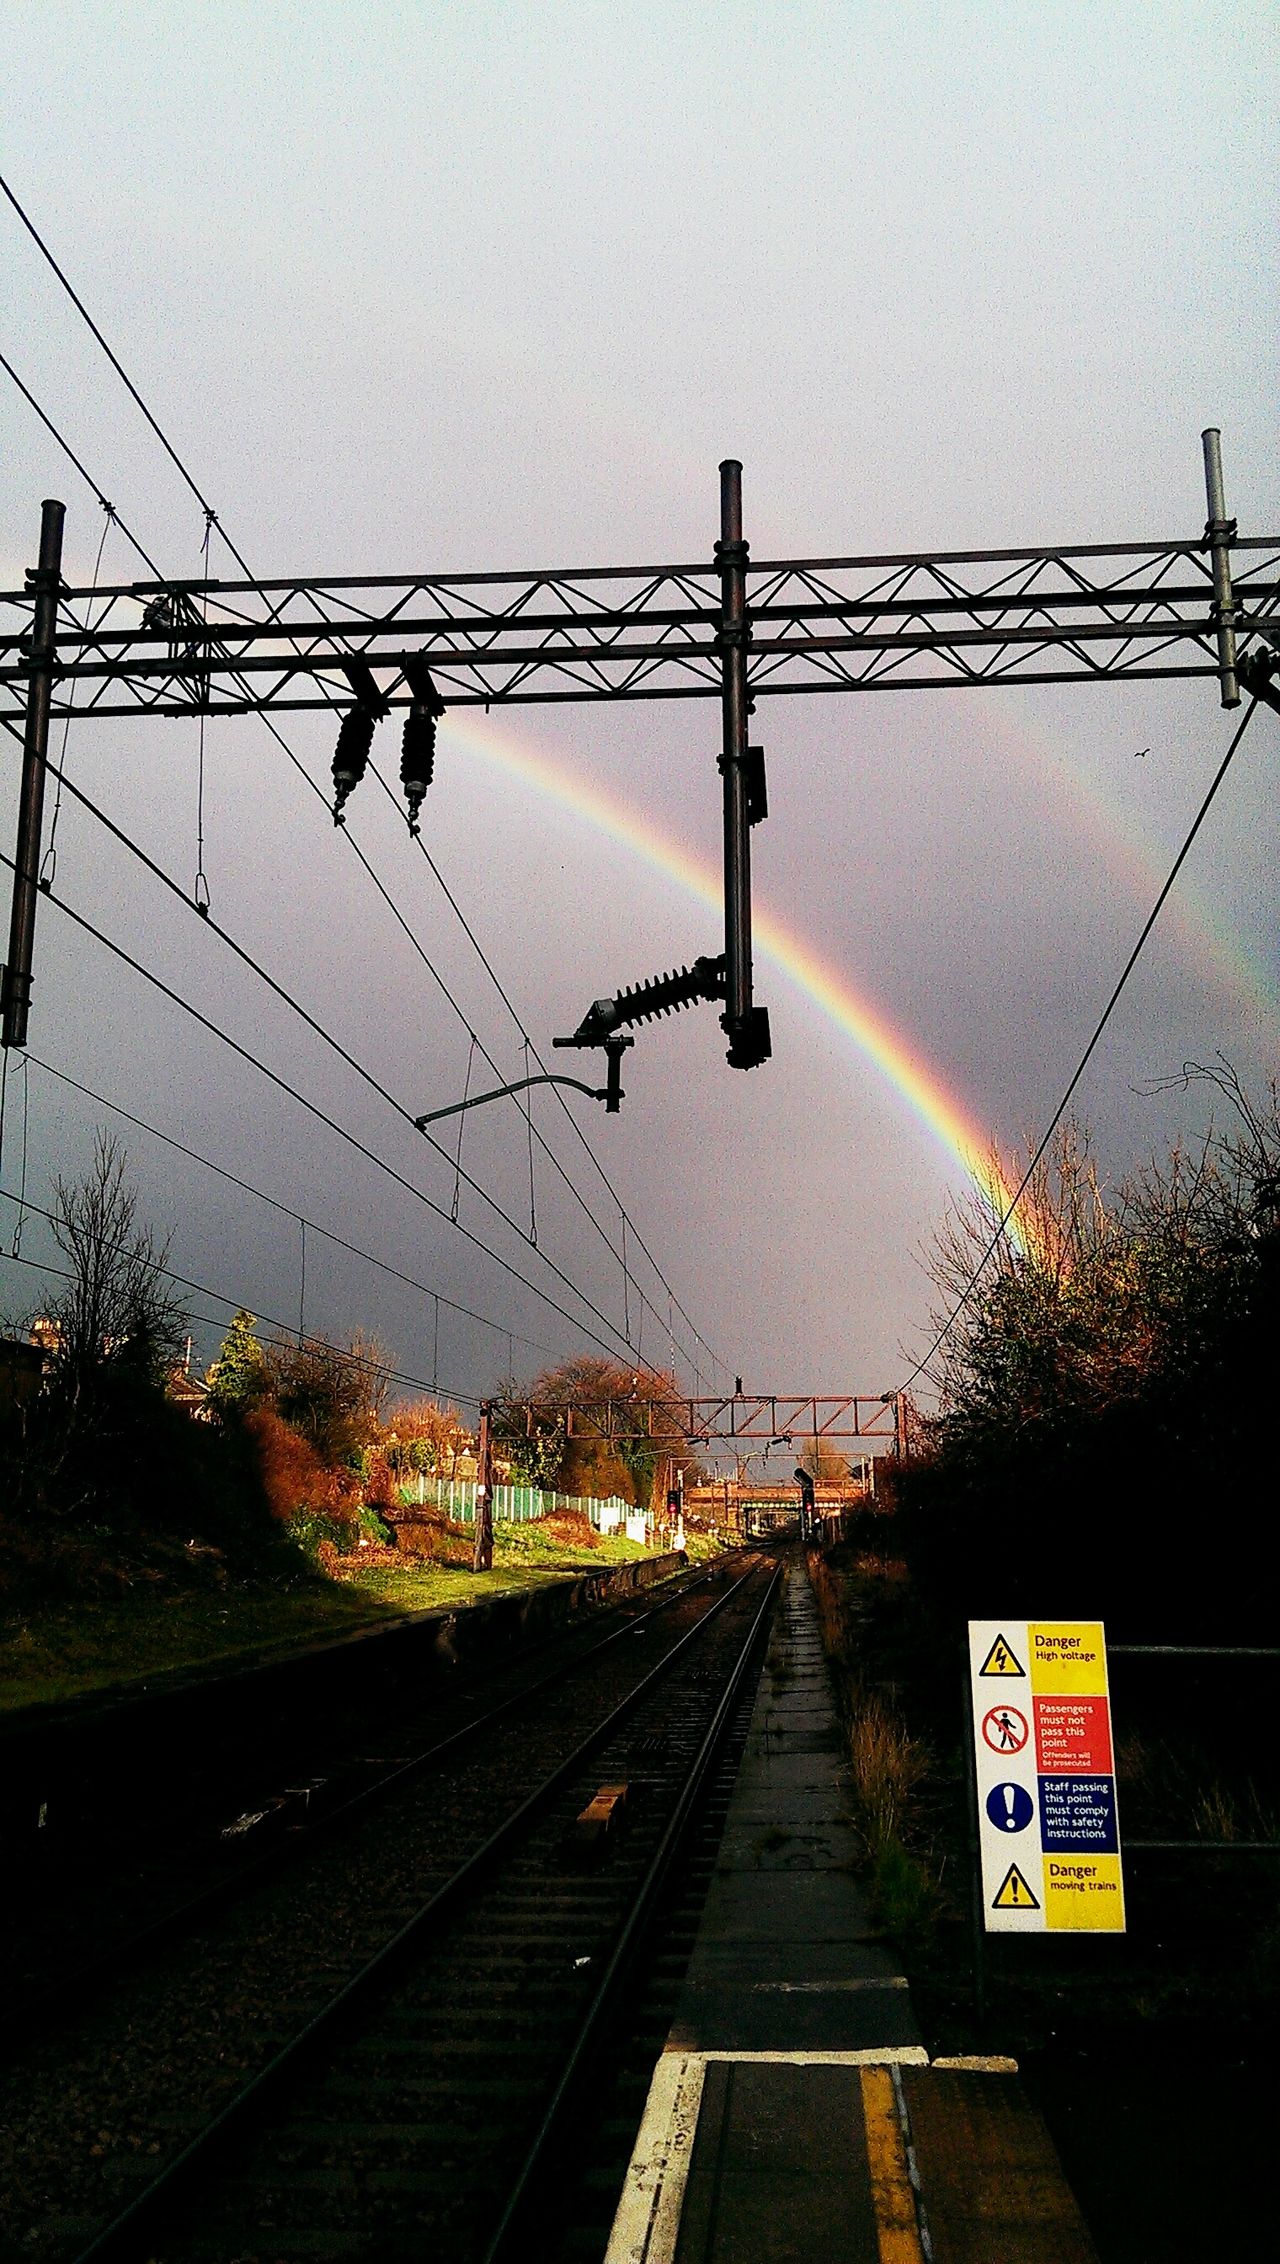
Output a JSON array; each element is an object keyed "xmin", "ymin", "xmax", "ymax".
[{"xmin": 44, "ymin": 1135, "xmax": 188, "ymax": 1405}]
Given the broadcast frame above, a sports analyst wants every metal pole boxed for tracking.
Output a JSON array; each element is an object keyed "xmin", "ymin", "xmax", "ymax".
[
  {"xmin": 1201, "ymin": 428, "xmax": 1239, "ymax": 709},
  {"xmin": 2, "ymin": 499, "xmax": 65, "ymax": 1050},
  {"xmin": 961, "ymin": 1671, "xmax": 988, "ymax": 2021},
  {"xmin": 715, "ymin": 461, "xmax": 766, "ymax": 1068},
  {"xmin": 473, "ymin": 1398, "xmax": 494, "ymax": 1573}
]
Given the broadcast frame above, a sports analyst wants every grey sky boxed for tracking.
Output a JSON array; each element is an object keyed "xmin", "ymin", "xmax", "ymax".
[{"xmin": 2, "ymin": 3, "xmax": 1277, "ymax": 1436}]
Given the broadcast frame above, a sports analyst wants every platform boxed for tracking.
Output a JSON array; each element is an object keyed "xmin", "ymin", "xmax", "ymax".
[{"xmin": 606, "ymin": 1562, "xmax": 1098, "ymax": 2263}]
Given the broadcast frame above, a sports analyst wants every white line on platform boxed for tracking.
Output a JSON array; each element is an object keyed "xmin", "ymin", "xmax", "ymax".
[
  {"xmin": 603, "ymin": 2052, "xmax": 707, "ymax": 2264},
  {"xmin": 747, "ymin": 1976, "xmax": 911, "ymax": 1992},
  {"xmin": 696, "ymin": 2046, "xmax": 931, "ymax": 2065}
]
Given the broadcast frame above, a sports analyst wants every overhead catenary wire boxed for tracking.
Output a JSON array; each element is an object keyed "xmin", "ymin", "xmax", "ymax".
[
  {"xmin": 2, "ymin": 575, "xmax": 697, "ymax": 1385},
  {"xmin": 27, "ymin": 763, "xmax": 663, "ymax": 1371},
  {"xmin": 22, "ymin": 1052, "xmax": 562, "ymax": 1364},
  {"xmin": 2, "ymin": 330, "xmax": 660, "ymax": 1354},
  {"xmin": 898, "ymin": 694, "xmax": 1263, "ymax": 1395},
  {"xmin": 0, "ymin": 450, "xmax": 720, "ymax": 1385},
  {"xmin": 369, "ymin": 761, "xmax": 730, "ymax": 1385},
  {"xmin": 0, "ymin": 188, "xmax": 731, "ymax": 1388},
  {"xmin": 0, "ymin": 351, "xmax": 165, "ymax": 580},
  {"xmin": 0, "ymin": 843, "xmax": 660, "ymax": 1370},
  {"xmin": 227, "ymin": 674, "xmax": 717, "ymax": 1381},
  {"xmin": 0, "ymin": 1230, "xmax": 483, "ymax": 1412},
  {"xmin": 275, "ymin": 715, "xmax": 695, "ymax": 1358},
  {"xmin": 0, "ymin": 173, "xmax": 254, "ymax": 579}
]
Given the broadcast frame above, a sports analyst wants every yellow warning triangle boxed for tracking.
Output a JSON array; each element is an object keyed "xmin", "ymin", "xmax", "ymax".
[
  {"xmin": 979, "ymin": 1632, "xmax": 1025, "ymax": 1677},
  {"xmin": 992, "ymin": 1863, "xmax": 1040, "ymax": 1911}
]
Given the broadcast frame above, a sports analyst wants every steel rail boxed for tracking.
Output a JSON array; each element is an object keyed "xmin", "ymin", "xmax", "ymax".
[
  {"xmin": 481, "ymin": 1561, "xmax": 782, "ymax": 2263},
  {"xmin": 0, "ymin": 1556, "xmax": 725, "ymax": 2056},
  {"xmin": 70, "ymin": 1559, "xmax": 772, "ymax": 2264}
]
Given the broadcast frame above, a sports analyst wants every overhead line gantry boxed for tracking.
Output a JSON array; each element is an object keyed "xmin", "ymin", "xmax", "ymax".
[{"xmin": 4, "ymin": 435, "xmax": 1277, "ymax": 1070}]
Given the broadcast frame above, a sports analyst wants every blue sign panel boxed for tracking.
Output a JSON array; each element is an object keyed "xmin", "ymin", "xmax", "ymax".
[
  {"xmin": 1038, "ymin": 1773, "xmax": 1118, "ymax": 1852},
  {"xmin": 984, "ymin": 1782, "xmax": 1035, "ymax": 1834}
]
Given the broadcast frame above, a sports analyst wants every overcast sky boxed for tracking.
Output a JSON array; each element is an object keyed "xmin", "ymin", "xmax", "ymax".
[{"xmin": 2, "ymin": 3, "xmax": 1277, "ymax": 1450}]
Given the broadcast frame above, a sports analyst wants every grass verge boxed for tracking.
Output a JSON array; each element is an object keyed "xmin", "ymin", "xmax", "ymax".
[{"xmin": 0, "ymin": 1523, "xmax": 700, "ymax": 1712}]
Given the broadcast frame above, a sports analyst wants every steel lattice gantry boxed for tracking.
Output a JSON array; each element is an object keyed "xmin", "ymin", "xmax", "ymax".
[
  {"xmin": 2, "ymin": 533, "xmax": 1278, "ymax": 721},
  {"xmin": 3, "ymin": 437, "xmax": 1278, "ymax": 1060},
  {"xmin": 524, "ymin": 1394, "xmax": 901, "ymax": 1446}
]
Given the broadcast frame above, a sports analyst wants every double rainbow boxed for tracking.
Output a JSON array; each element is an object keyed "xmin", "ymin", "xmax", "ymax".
[{"xmin": 440, "ymin": 713, "xmax": 1025, "ymax": 1234}]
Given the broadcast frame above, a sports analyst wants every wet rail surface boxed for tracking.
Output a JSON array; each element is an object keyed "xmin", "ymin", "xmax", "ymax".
[
  {"xmin": 0, "ymin": 1554, "xmax": 720, "ymax": 2045},
  {"xmin": 0, "ymin": 1556, "xmax": 781, "ymax": 2262}
]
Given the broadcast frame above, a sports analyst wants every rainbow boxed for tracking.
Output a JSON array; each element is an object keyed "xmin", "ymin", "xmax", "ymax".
[
  {"xmin": 438, "ymin": 712, "xmax": 1027, "ymax": 1239},
  {"xmin": 977, "ymin": 700, "xmax": 1278, "ymax": 1027}
]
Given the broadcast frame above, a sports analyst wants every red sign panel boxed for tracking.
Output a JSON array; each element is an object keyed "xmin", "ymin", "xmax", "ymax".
[{"xmin": 1034, "ymin": 1695, "xmax": 1113, "ymax": 1774}]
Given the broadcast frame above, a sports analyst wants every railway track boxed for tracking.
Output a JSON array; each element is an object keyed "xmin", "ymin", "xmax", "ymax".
[
  {"xmin": 0, "ymin": 1556, "xmax": 727, "ymax": 2048},
  {"xmin": 0, "ymin": 1555, "xmax": 781, "ymax": 2262}
]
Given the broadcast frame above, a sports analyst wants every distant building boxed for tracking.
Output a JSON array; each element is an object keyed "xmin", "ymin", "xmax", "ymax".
[
  {"xmin": 0, "ymin": 1336, "xmax": 45, "ymax": 1419},
  {"xmin": 166, "ymin": 1367, "xmax": 212, "ymax": 1421}
]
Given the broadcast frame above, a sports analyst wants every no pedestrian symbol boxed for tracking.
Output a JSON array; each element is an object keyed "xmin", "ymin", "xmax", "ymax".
[
  {"xmin": 992, "ymin": 1863, "xmax": 1040, "ymax": 1911},
  {"xmin": 979, "ymin": 1633, "xmax": 1025, "ymax": 1677},
  {"xmin": 981, "ymin": 1704, "xmax": 1029, "ymax": 1755}
]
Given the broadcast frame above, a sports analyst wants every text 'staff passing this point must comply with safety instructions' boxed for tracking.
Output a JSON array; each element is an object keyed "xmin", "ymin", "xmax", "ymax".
[{"xmin": 968, "ymin": 1621, "xmax": 1125, "ymax": 1933}]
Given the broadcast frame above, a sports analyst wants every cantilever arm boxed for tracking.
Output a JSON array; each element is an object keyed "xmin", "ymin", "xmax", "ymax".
[{"xmin": 414, "ymin": 1071, "xmax": 609, "ymax": 1130}]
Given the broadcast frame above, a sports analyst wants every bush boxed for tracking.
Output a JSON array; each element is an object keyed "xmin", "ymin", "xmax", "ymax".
[
  {"xmin": 244, "ymin": 1406, "xmax": 359, "ymax": 1528},
  {"xmin": 285, "ymin": 1507, "xmax": 358, "ymax": 1562},
  {"xmin": 902, "ymin": 1098, "xmax": 1280, "ymax": 1641}
]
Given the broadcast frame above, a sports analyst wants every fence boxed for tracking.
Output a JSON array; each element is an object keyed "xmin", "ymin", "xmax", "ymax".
[{"xmin": 398, "ymin": 1475, "xmax": 635, "ymax": 1529}]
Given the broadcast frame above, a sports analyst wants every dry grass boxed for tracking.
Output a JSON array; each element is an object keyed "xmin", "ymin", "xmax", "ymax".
[
  {"xmin": 1118, "ymin": 1731, "xmax": 1279, "ymax": 1845},
  {"xmin": 847, "ymin": 1693, "xmax": 931, "ymax": 1854},
  {"xmin": 539, "ymin": 1508, "xmax": 601, "ymax": 1550}
]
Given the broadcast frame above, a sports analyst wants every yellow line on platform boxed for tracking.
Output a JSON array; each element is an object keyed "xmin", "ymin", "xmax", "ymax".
[{"xmin": 861, "ymin": 2065, "xmax": 925, "ymax": 2264}]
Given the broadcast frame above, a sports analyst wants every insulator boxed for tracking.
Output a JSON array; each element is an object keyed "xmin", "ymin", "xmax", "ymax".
[
  {"xmin": 332, "ymin": 705, "xmax": 376, "ymax": 825},
  {"xmin": 611, "ymin": 955, "xmax": 725, "ymax": 1031},
  {"xmin": 401, "ymin": 703, "xmax": 438, "ymax": 836}
]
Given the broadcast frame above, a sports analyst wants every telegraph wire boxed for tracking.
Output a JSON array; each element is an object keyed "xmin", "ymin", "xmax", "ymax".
[
  {"xmin": 22, "ymin": 1053, "xmax": 561, "ymax": 1364},
  {"xmin": 0, "ymin": 843, "xmax": 656, "ymax": 1369},
  {"xmin": 899, "ymin": 695, "xmax": 1262, "ymax": 1394}
]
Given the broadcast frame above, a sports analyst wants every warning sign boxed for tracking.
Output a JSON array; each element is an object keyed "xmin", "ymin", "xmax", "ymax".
[
  {"xmin": 979, "ymin": 1632, "xmax": 1025, "ymax": 1677},
  {"xmin": 1043, "ymin": 1854, "xmax": 1124, "ymax": 1929},
  {"xmin": 1039, "ymin": 1775, "xmax": 1118, "ymax": 1853},
  {"xmin": 992, "ymin": 1863, "xmax": 1040, "ymax": 1911},
  {"xmin": 1034, "ymin": 1696, "xmax": 1113, "ymax": 1774},
  {"xmin": 981, "ymin": 1704, "xmax": 1029, "ymax": 1755},
  {"xmin": 969, "ymin": 1620, "xmax": 1124, "ymax": 1934}
]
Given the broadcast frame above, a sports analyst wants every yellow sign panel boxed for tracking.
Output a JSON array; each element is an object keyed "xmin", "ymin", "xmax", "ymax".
[
  {"xmin": 1043, "ymin": 1854, "xmax": 1125, "ymax": 1930},
  {"xmin": 1027, "ymin": 1622, "xmax": 1106, "ymax": 1693},
  {"xmin": 979, "ymin": 1632, "xmax": 1026, "ymax": 1678}
]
